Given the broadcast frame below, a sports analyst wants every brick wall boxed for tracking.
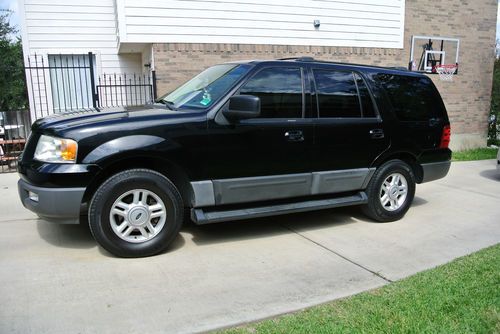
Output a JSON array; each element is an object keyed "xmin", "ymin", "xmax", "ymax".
[{"xmin": 153, "ymin": 0, "xmax": 498, "ymax": 150}]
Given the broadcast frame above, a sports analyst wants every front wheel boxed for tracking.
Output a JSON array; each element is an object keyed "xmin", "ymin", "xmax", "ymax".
[
  {"xmin": 89, "ymin": 169, "xmax": 183, "ymax": 257},
  {"xmin": 362, "ymin": 160, "xmax": 416, "ymax": 222}
]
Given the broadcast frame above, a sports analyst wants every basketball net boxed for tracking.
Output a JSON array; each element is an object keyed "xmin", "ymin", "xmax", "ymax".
[{"xmin": 435, "ymin": 64, "xmax": 458, "ymax": 81}]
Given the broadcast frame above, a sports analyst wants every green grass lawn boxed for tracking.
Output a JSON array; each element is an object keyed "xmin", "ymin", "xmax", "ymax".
[
  {"xmin": 452, "ymin": 147, "xmax": 498, "ymax": 161},
  {"xmin": 220, "ymin": 244, "xmax": 500, "ymax": 334}
]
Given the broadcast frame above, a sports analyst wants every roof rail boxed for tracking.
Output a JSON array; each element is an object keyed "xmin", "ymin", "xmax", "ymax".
[
  {"xmin": 389, "ymin": 66, "xmax": 409, "ymax": 71},
  {"xmin": 278, "ymin": 56, "xmax": 315, "ymax": 62}
]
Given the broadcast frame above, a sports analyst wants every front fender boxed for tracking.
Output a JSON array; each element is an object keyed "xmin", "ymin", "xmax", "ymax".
[{"xmin": 81, "ymin": 135, "xmax": 170, "ymax": 164}]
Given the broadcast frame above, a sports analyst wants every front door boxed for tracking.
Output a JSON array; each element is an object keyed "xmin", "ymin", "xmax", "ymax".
[{"xmin": 203, "ymin": 65, "xmax": 314, "ymax": 205}]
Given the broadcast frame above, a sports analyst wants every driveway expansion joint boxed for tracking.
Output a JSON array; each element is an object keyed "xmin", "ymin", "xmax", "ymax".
[
  {"xmin": 434, "ymin": 182, "xmax": 500, "ymax": 199},
  {"xmin": 281, "ymin": 224, "xmax": 393, "ymax": 283},
  {"xmin": 0, "ymin": 218, "xmax": 39, "ymax": 223}
]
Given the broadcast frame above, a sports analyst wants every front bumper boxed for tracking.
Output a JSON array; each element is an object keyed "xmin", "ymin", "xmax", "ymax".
[{"xmin": 18, "ymin": 179, "xmax": 85, "ymax": 224}]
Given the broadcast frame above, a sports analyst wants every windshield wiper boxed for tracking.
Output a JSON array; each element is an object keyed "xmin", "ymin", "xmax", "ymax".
[{"xmin": 158, "ymin": 100, "xmax": 177, "ymax": 111}]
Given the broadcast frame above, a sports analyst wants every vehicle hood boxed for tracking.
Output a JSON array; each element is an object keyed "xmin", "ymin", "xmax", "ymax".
[{"xmin": 32, "ymin": 105, "xmax": 206, "ymax": 138}]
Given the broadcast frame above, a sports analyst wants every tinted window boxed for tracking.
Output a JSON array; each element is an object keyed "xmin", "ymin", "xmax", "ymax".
[
  {"xmin": 240, "ymin": 67, "xmax": 303, "ymax": 118},
  {"xmin": 314, "ymin": 70, "xmax": 360, "ymax": 118},
  {"xmin": 374, "ymin": 74, "xmax": 445, "ymax": 121},
  {"xmin": 354, "ymin": 73, "xmax": 376, "ymax": 118}
]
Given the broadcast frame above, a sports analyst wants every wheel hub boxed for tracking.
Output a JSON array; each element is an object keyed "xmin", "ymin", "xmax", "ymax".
[
  {"xmin": 388, "ymin": 186, "xmax": 399, "ymax": 200},
  {"xmin": 128, "ymin": 206, "xmax": 149, "ymax": 226}
]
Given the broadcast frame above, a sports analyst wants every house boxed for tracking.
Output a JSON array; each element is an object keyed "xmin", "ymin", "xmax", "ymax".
[{"xmin": 18, "ymin": 0, "xmax": 498, "ymax": 150}]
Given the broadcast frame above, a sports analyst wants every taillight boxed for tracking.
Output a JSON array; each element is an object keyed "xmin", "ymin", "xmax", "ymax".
[{"xmin": 439, "ymin": 125, "xmax": 451, "ymax": 148}]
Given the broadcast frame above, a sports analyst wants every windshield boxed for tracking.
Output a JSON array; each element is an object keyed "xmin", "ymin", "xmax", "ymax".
[{"xmin": 160, "ymin": 64, "xmax": 251, "ymax": 110}]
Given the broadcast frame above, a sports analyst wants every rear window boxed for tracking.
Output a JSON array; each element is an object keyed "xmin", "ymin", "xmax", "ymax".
[{"xmin": 374, "ymin": 74, "xmax": 445, "ymax": 121}]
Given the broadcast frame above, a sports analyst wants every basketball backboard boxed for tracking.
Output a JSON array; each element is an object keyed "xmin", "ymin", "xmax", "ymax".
[{"xmin": 409, "ymin": 35, "xmax": 460, "ymax": 73}]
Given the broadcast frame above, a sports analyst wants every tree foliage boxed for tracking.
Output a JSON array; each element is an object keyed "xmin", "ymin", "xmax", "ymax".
[
  {"xmin": 488, "ymin": 57, "xmax": 500, "ymax": 143},
  {"xmin": 0, "ymin": 12, "xmax": 27, "ymax": 111},
  {"xmin": 492, "ymin": 58, "xmax": 499, "ymax": 114}
]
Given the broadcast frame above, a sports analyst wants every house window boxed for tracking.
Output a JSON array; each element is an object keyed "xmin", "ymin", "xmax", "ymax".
[{"xmin": 48, "ymin": 54, "xmax": 96, "ymax": 111}]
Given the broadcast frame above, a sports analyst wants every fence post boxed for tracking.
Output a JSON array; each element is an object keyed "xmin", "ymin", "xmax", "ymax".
[
  {"xmin": 152, "ymin": 70, "xmax": 158, "ymax": 101},
  {"xmin": 88, "ymin": 52, "xmax": 98, "ymax": 109},
  {"xmin": 21, "ymin": 62, "xmax": 33, "ymax": 129}
]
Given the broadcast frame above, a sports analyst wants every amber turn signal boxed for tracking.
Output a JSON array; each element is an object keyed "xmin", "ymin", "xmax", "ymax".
[{"xmin": 61, "ymin": 140, "xmax": 78, "ymax": 161}]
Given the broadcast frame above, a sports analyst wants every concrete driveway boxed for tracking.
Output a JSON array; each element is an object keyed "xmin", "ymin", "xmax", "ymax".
[{"xmin": 1, "ymin": 160, "xmax": 499, "ymax": 333}]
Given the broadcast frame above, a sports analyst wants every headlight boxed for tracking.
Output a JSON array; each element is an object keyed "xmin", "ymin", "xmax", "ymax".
[{"xmin": 34, "ymin": 135, "xmax": 78, "ymax": 163}]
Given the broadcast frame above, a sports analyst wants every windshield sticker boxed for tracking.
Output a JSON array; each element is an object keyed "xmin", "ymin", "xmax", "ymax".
[{"xmin": 200, "ymin": 92, "xmax": 212, "ymax": 106}]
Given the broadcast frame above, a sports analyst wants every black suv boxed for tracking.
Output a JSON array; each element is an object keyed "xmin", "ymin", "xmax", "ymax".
[{"xmin": 18, "ymin": 58, "xmax": 451, "ymax": 257}]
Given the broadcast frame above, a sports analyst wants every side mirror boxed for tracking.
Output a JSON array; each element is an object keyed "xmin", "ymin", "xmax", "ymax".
[{"xmin": 223, "ymin": 95, "xmax": 261, "ymax": 121}]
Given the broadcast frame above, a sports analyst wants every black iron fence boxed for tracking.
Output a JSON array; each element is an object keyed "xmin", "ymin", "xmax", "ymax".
[
  {"xmin": 0, "ymin": 53, "xmax": 159, "ymax": 173},
  {"xmin": 0, "ymin": 110, "xmax": 30, "ymax": 173},
  {"xmin": 25, "ymin": 53, "xmax": 97, "ymax": 119},
  {"xmin": 96, "ymin": 72, "xmax": 156, "ymax": 108},
  {"xmin": 25, "ymin": 52, "xmax": 157, "ymax": 119}
]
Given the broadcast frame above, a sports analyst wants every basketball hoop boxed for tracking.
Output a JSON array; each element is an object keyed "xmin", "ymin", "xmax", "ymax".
[{"xmin": 435, "ymin": 64, "xmax": 458, "ymax": 81}]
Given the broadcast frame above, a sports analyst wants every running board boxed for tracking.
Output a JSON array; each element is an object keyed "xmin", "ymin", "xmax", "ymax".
[{"xmin": 191, "ymin": 192, "xmax": 368, "ymax": 225}]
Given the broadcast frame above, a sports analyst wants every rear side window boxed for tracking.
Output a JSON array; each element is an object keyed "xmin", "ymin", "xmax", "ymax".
[
  {"xmin": 374, "ymin": 74, "xmax": 445, "ymax": 121},
  {"xmin": 240, "ymin": 67, "xmax": 303, "ymax": 118},
  {"xmin": 354, "ymin": 73, "xmax": 376, "ymax": 118},
  {"xmin": 313, "ymin": 70, "xmax": 377, "ymax": 118},
  {"xmin": 313, "ymin": 70, "xmax": 360, "ymax": 118}
]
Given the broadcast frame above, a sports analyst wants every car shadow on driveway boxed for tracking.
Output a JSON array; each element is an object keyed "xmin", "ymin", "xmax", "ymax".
[
  {"xmin": 95, "ymin": 234, "xmax": 187, "ymax": 258},
  {"xmin": 35, "ymin": 196, "xmax": 430, "ymax": 254},
  {"xmin": 36, "ymin": 219, "xmax": 96, "ymax": 250},
  {"xmin": 412, "ymin": 196, "xmax": 428, "ymax": 207},
  {"xmin": 185, "ymin": 196, "xmax": 429, "ymax": 247},
  {"xmin": 36, "ymin": 216, "xmax": 187, "ymax": 256},
  {"xmin": 479, "ymin": 169, "xmax": 500, "ymax": 181},
  {"xmin": 185, "ymin": 206, "xmax": 368, "ymax": 247}
]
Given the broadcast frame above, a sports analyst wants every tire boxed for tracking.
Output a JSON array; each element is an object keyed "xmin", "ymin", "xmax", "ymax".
[
  {"xmin": 88, "ymin": 169, "xmax": 183, "ymax": 257},
  {"xmin": 362, "ymin": 159, "xmax": 416, "ymax": 222}
]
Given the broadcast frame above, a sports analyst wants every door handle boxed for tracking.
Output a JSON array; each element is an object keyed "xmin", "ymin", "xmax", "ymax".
[
  {"xmin": 285, "ymin": 130, "xmax": 304, "ymax": 142},
  {"xmin": 369, "ymin": 129, "xmax": 384, "ymax": 139}
]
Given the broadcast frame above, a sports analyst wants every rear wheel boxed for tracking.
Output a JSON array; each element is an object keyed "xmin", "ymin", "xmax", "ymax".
[
  {"xmin": 89, "ymin": 169, "xmax": 183, "ymax": 257},
  {"xmin": 362, "ymin": 160, "xmax": 416, "ymax": 222}
]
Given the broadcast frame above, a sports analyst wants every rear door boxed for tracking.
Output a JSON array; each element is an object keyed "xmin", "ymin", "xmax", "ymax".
[{"xmin": 309, "ymin": 66, "xmax": 390, "ymax": 192}]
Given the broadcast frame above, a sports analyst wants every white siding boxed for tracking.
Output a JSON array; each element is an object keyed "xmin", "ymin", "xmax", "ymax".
[
  {"xmin": 20, "ymin": 0, "xmax": 406, "ymax": 71},
  {"xmin": 20, "ymin": 0, "xmax": 142, "ymax": 74},
  {"xmin": 119, "ymin": 0, "xmax": 405, "ymax": 48}
]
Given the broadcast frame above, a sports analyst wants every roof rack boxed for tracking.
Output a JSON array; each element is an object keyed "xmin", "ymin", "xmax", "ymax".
[
  {"xmin": 269, "ymin": 58, "xmax": 417, "ymax": 73},
  {"xmin": 278, "ymin": 56, "xmax": 315, "ymax": 62},
  {"xmin": 389, "ymin": 66, "xmax": 409, "ymax": 71}
]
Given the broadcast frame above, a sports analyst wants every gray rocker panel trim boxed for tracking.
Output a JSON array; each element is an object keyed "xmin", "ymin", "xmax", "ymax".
[
  {"xmin": 213, "ymin": 173, "xmax": 312, "ymax": 205},
  {"xmin": 191, "ymin": 168, "xmax": 376, "ymax": 208},
  {"xmin": 311, "ymin": 168, "xmax": 375, "ymax": 195},
  {"xmin": 190, "ymin": 180, "xmax": 216, "ymax": 207}
]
